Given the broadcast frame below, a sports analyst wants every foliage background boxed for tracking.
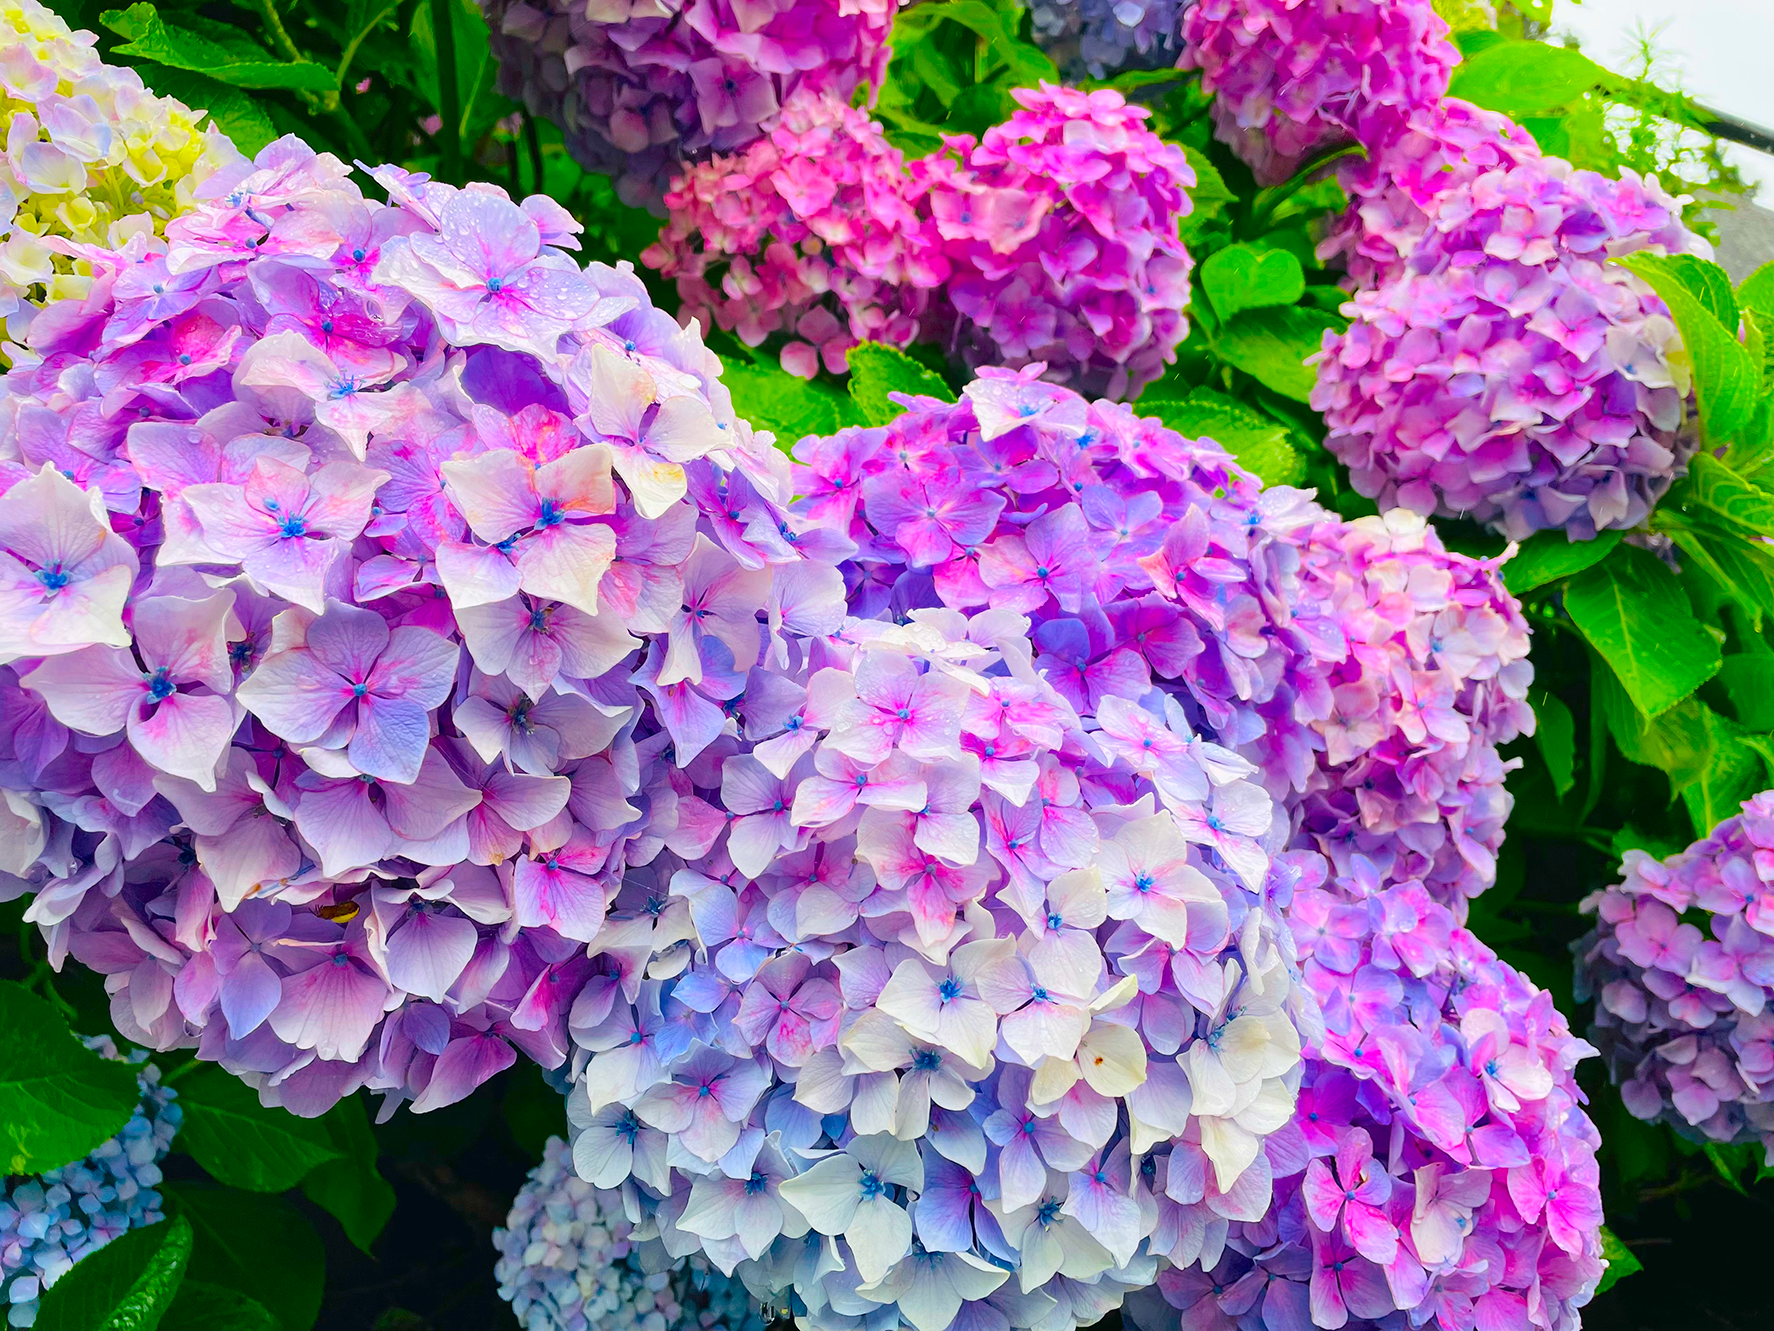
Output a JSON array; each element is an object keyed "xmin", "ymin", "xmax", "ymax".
[{"xmin": 3, "ymin": 0, "xmax": 1773, "ymax": 1327}]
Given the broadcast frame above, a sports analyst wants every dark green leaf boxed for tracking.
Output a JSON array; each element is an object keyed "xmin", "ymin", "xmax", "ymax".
[
  {"xmin": 1533, "ymin": 691, "xmax": 1577, "ymax": 798},
  {"xmin": 1135, "ymin": 390, "xmax": 1305, "ymax": 486},
  {"xmin": 35, "ymin": 1215, "xmax": 191, "ymax": 1331},
  {"xmin": 1501, "ymin": 528, "xmax": 1621, "ymax": 594},
  {"xmin": 1595, "ymin": 1226, "xmax": 1643, "ymax": 1295},
  {"xmin": 1688, "ymin": 529, "xmax": 1774, "ymax": 626},
  {"xmin": 175, "ymin": 1063, "xmax": 342, "ymax": 1193},
  {"xmin": 846, "ymin": 342, "xmax": 956, "ymax": 426},
  {"xmin": 1615, "ymin": 252, "xmax": 1759, "ymax": 443},
  {"xmin": 101, "ymin": 5, "xmax": 338, "ymax": 91},
  {"xmin": 1198, "ymin": 243, "xmax": 1305, "ymax": 323},
  {"xmin": 1179, "ymin": 145, "xmax": 1232, "ymax": 206},
  {"xmin": 1565, "ymin": 545, "xmax": 1721, "ymax": 718},
  {"xmin": 0, "ymin": 980, "xmax": 140, "ymax": 1174},
  {"xmin": 301, "ymin": 1093, "xmax": 396, "ymax": 1254},
  {"xmin": 1595, "ymin": 675, "xmax": 1712, "ymax": 793},
  {"xmin": 1447, "ymin": 40, "xmax": 1611, "ymax": 117},
  {"xmin": 165, "ymin": 1183, "xmax": 324, "ymax": 1331},
  {"xmin": 1214, "ymin": 305, "xmax": 1343, "ymax": 403},
  {"xmin": 132, "ymin": 65, "xmax": 277, "ymax": 156},
  {"xmin": 1715, "ymin": 654, "xmax": 1774, "ymax": 731},
  {"xmin": 722, "ymin": 358, "xmax": 859, "ymax": 451},
  {"xmin": 1680, "ymin": 706, "xmax": 1764, "ymax": 836},
  {"xmin": 160, "ymin": 1281, "xmax": 280, "ymax": 1331}
]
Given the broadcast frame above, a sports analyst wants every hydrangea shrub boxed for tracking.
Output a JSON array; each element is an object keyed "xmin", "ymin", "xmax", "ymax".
[
  {"xmin": 0, "ymin": 1039, "xmax": 181, "ymax": 1329},
  {"xmin": 0, "ymin": 0, "xmax": 238, "ymax": 331},
  {"xmin": 1576, "ymin": 792, "xmax": 1774, "ymax": 1158}
]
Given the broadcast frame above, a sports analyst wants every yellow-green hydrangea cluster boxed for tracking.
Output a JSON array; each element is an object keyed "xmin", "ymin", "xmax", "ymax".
[{"xmin": 0, "ymin": 0, "xmax": 240, "ymax": 330}]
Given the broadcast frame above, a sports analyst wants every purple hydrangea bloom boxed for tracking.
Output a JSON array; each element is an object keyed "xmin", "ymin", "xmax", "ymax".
[
  {"xmin": 495, "ymin": 1135, "xmax": 767, "ymax": 1331},
  {"xmin": 1576, "ymin": 792, "xmax": 1774, "ymax": 1158},
  {"xmin": 1029, "ymin": 0, "xmax": 1189, "ymax": 81},
  {"xmin": 1180, "ymin": 0, "xmax": 1459, "ymax": 186},
  {"xmin": 1312, "ymin": 156, "xmax": 1706, "ymax": 540},
  {"xmin": 0, "ymin": 135, "xmax": 818, "ymax": 1119},
  {"xmin": 0, "ymin": 1039, "xmax": 181, "ymax": 1329},
  {"xmin": 481, "ymin": 0, "xmax": 896, "ymax": 210}
]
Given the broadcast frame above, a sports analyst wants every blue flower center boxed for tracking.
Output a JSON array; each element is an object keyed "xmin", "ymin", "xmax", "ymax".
[
  {"xmin": 279, "ymin": 514, "xmax": 309, "ymax": 538},
  {"xmin": 486, "ymin": 277, "xmax": 504, "ymax": 293},
  {"xmin": 537, "ymin": 499, "xmax": 565, "ymax": 527},
  {"xmin": 352, "ymin": 682, "xmax": 368, "ymax": 697},
  {"xmin": 858, "ymin": 1170, "xmax": 884, "ymax": 1200},
  {"xmin": 145, "ymin": 669, "xmax": 175, "ymax": 702},
  {"xmin": 937, "ymin": 976, "xmax": 963, "ymax": 1002},
  {"xmin": 912, "ymin": 1048, "xmax": 942, "ymax": 1072},
  {"xmin": 35, "ymin": 565, "xmax": 70, "ymax": 593}
]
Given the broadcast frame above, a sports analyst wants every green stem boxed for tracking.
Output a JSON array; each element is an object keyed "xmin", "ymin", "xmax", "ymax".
[
  {"xmin": 255, "ymin": 0, "xmax": 337, "ymax": 113},
  {"xmin": 525, "ymin": 114, "xmax": 544, "ymax": 196},
  {"xmin": 431, "ymin": 0, "xmax": 463, "ymax": 185},
  {"xmin": 336, "ymin": 1, "xmax": 401, "ymax": 91}
]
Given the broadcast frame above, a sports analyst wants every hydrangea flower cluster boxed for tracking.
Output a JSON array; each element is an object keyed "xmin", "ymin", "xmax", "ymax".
[
  {"xmin": 496, "ymin": 1135, "xmax": 766, "ymax": 1331},
  {"xmin": 481, "ymin": 0, "xmax": 895, "ymax": 210},
  {"xmin": 1149, "ymin": 857, "xmax": 1607, "ymax": 1331},
  {"xmin": 645, "ymin": 92, "xmax": 949, "ymax": 379},
  {"xmin": 1319, "ymin": 95, "xmax": 1545, "ymax": 289},
  {"xmin": 1287, "ymin": 510, "xmax": 1535, "ymax": 917},
  {"xmin": 0, "ymin": 0, "xmax": 238, "ymax": 331},
  {"xmin": 0, "ymin": 134, "xmax": 815, "ymax": 1118},
  {"xmin": 1, "ymin": 1039, "xmax": 181, "ymax": 1329},
  {"xmin": 1179, "ymin": 0, "xmax": 1459, "ymax": 185},
  {"xmin": 912, "ymin": 85, "xmax": 1197, "ymax": 399},
  {"xmin": 544, "ymin": 368, "xmax": 1315, "ymax": 1331},
  {"xmin": 1312, "ymin": 158, "xmax": 1704, "ymax": 539},
  {"xmin": 1028, "ymin": 0, "xmax": 1188, "ymax": 81},
  {"xmin": 1575, "ymin": 792, "xmax": 1774, "ymax": 1158}
]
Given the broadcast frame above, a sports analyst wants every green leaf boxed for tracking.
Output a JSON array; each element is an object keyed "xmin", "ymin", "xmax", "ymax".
[
  {"xmin": 1680, "ymin": 705, "xmax": 1765, "ymax": 837},
  {"xmin": 175, "ymin": 1063, "xmax": 342, "ymax": 1193},
  {"xmin": 0, "ymin": 980, "xmax": 141, "ymax": 1174},
  {"xmin": 1734, "ymin": 260, "xmax": 1774, "ymax": 324},
  {"xmin": 1564, "ymin": 545, "xmax": 1721, "ymax": 718},
  {"xmin": 1594, "ymin": 1226, "xmax": 1643, "ymax": 1295},
  {"xmin": 1214, "ymin": 305, "xmax": 1343, "ymax": 403},
  {"xmin": 301, "ymin": 1093, "xmax": 396, "ymax": 1254},
  {"xmin": 1594, "ymin": 673, "xmax": 1713, "ymax": 793},
  {"xmin": 1179, "ymin": 144, "xmax": 1232, "ymax": 206},
  {"xmin": 1681, "ymin": 452, "xmax": 1774, "ymax": 539},
  {"xmin": 1687, "ymin": 529, "xmax": 1774, "ymax": 626},
  {"xmin": 100, "ymin": 5, "xmax": 338, "ymax": 91},
  {"xmin": 131, "ymin": 65, "xmax": 277, "ymax": 156},
  {"xmin": 410, "ymin": 0, "xmax": 494, "ymax": 139},
  {"xmin": 1198, "ymin": 243, "xmax": 1305, "ymax": 323},
  {"xmin": 1715, "ymin": 655, "xmax": 1774, "ymax": 731},
  {"xmin": 1135, "ymin": 390, "xmax": 1305, "ymax": 486},
  {"xmin": 1447, "ymin": 40, "xmax": 1611, "ymax": 117},
  {"xmin": 1615, "ymin": 252, "xmax": 1759, "ymax": 443},
  {"xmin": 722, "ymin": 358, "xmax": 859, "ymax": 451},
  {"xmin": 1533, "ymin": 691, "xmax": 1577, "ymax": 798},
  {"xmin": 1500, "ymin": 528, "xmax": 1621, "ymax": 594},
  {"xmin": 846, "ymin": 342, "xmax": 956, "ymax": 426},
  {"xmin": 35, "ymin": 1215, "xmax": 191, "ymax": 1331},
  {"xmin": 165, "ymin": 1183, "xmax": 324, "ymax": 1331},
  {"xmin": 160, "ymin": 1281, "xmax": 280, "ymax": 1331}
]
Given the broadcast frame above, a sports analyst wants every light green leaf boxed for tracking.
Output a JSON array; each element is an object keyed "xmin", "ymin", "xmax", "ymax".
[
  {"xmin": 722, "ymin": 357, "xmax": 859, "ymax": 452},
  {"xmin": 1135, "ymin": 390, "xmax": 1305, "ymax": 486},
  {"xmin": 1594, "ymin": 1226, "xmax": 1643, "ymax": 1296},
  {"xmin": 1500, "ymin": 528, "xmax": 1621, "ymax": 595},
  {"xmin": 1180, "ymin": 145, "xmax": 1232, "ymax": 206},
  {"xmin": 1215, "ymin": 305, "xmax": 1343, "ymax": 403},
  {"xmin": 846, "ymin": 342, "xmax": 955, "ymax": 426},
  {"xmin": 175, "ymin": 1063, "xmax": 343, "ymax": 1193},
  {"xmin": 160, "ymin": 1281, "xmax": 280, "ymax": 1331},
  {"xmin": 1447, "ymin": 40, "xmax": 1610, "ymax": 117},
  {"xmin": 1735, "ymin": 260, "xmax": 1774, "ymax": 323},
  {"xmin": 100, "ymin": 5, "xmax": 338, "ymax": 91},
  {"xmin": 1682, "ymin": 452, "xmax": 1774, "ymax": 539},
  {"xmin": 166, "ymin": 1183, "xmax": 324, "ymax": 1331},
  {"xmin": 1616, "ymin": 251, "xmax": 1759, "ymax": 443},
  {"xmin": 0, "ymin": 980, "xmax": 141, "ymax": 1175},
  {"xmin": 301, "ymin": 1093, "xmax": 396, "ymax": 1254},
  {"xmin": 1533, "ymin": 691, "xmax": 1577, "ymax": 798},
  {"xmin": 1199, "ymin": 244, "xmax": 1305, "ymax": 323},
  {"xmin": 1564, "ymin": 545, "xmax": 1721, "ymax": 718},
  {"xmin": 35, "ymin": 1215, "xmax": 191, "ymax": 1331}
]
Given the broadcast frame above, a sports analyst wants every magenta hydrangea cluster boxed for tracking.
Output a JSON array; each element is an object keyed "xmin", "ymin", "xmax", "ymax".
[
  {"xmin": 0, "ymin": 133, "xmax": 821, "ymax": 1118},
  {"xmin": 1148, "ymin": 856, "xmax": 1606, "ymax": 1331},
  {"xmin": 1312, "ymin": 157, "xmax": 1704, "ymax": 539},
  {"xmin": 912, "ymin": 85, "xmax": 1197, "ymax": 399},
  {"xmin": 644, "ymin": 91, "xmax": 950, "ymax": 379},
  {"xmin": 1179, "ymin": 0, "xmax": 1459, "ymax": 186},
  {"xmin": 1575, "ymin": 792, "xmax": 1774, "ymax": 1157},
  {"xmin": 481, "ymin": 0, "xmax": 895, "ymax": 209},
  {"xmin": 556, "ymin": 368, "xmax": 1315, "ymax": 1331}
]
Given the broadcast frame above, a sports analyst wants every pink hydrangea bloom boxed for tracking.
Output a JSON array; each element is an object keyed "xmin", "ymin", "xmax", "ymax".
[
  {"xmin": 645, "ymin": 91, "xmax": 950, "ymax": 378},
  {"xmin": 1313, "ymin": 156, "xmax": 1705, "ymax": 540},
  {"xmin": 911, "ymin": 84, "xmax": 1197, "ymax": 399},
  {"xmin": 1180, "ymin": 0, "xmax": 1459, "ymax": 185},
  {"xmin": 482, "ymin": 0, "xmax": 896, "ymax": 209},
  {"xmin": 1577, "ymin": 792, "xmax": 1774, "ymax": 1158}
]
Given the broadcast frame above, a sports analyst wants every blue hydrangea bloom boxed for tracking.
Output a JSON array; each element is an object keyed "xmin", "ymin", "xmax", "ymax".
[{"xmin": 1030, "ymin": 0, "xmax": 1190, "ymax": 79}]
